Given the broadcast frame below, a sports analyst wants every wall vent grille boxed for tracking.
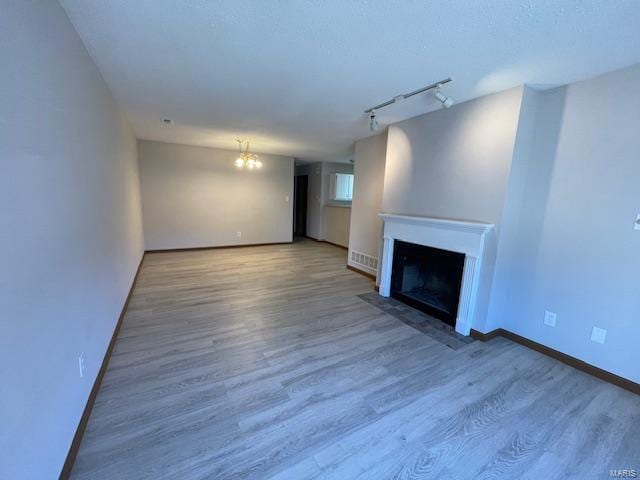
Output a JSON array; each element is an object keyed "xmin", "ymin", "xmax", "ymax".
[{"xmin": 349, "ymin": 250, "xmax": 378, "ymax": 275}]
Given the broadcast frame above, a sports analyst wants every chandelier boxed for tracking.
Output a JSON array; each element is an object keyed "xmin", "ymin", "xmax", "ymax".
[{"xmin": 234, "ymin": 140, "xmax": 262, "ymax": 169}]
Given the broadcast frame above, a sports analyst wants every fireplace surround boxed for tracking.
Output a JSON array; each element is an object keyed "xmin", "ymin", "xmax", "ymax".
[{"xmin": 378, "ymin": 214, "xmax": 495, "ymax": 336}]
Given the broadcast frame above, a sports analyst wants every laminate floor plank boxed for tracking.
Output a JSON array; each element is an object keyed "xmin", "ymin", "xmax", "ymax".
[{"xmin": 71, "ymin": 239, "xmax": 640, "ymax": 479}]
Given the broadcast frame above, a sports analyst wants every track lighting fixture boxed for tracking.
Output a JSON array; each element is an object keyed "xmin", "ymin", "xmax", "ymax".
[
  {"xmin": 364, "ymin": 77, "xmax": 453, "ymax": 129},
  {"xmin": 369, "ymin": 110, "xmax": 379, "ymax": 131},
  {"xmin": 433, "ymin": 85, "xmax": 455, "ymax": 109}
]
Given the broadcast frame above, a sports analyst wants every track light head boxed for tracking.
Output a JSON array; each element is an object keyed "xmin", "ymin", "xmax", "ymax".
[
  {"xmin": 433, "ymin": 86, "xmax": 455, "ymax": 109},
  {"xmin": 369, "ymin": 110, "xmax": 379, "ymax": 131}
]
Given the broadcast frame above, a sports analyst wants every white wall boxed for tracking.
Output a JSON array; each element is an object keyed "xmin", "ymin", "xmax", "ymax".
[
  {"xmin": 0, "ymin": 2, "xmax": 144, "ymax": 478},
  {"xmin": 501, "ymin": 65, "xmax": 640, "ymax": 382},
  {"xmin": 348, "ymin": 133, "xmax": 388, "ymax": 276},
  {"xmin": 139, "ymin": 140, "xmax": 294, "ymax": 250}
]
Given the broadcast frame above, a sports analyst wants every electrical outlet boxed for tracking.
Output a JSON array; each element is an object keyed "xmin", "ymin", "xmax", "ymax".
[
  {"xmin": 634, "ymin": 214, "xmax": 640, "ymax": 231},
  {"xmin": 236, "ymin": 231, "xmax": 242, "ymax": 238},
  {"xmin": 285, "ymin": 195, "xmax": 290, "ymax": 202},
  {"xmin": 78, "ymin": 353, "xmax": 86, "ymax": 378},
  {"xmin": 543, "ymin": 310, "xmax": 557, "ymax": 327},
  {"xmin": 590, "ymin": 326, "xmax": 607, "ymax": 344}
]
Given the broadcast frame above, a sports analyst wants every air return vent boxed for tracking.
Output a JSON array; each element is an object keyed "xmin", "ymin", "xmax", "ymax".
[{"xmin": 349, "ymin": 250, "xmax": 378, "ymax": 275}]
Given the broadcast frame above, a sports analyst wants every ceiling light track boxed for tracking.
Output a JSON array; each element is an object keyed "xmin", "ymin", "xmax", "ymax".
[
  {"xmin": 364, "ymin": 77, "xmax": 452, "ymax": 113},
  {"xmin": 365, "ymin": 77, "xmax": 454, "ymax": 131}
]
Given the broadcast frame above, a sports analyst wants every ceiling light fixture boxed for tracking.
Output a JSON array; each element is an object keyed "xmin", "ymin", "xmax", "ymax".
[
  {"xmin": 234, "ymin": 140, "xmax": 262, "ymax": 169},
  {"xmin": 369, "ymin": 110, "xmax": 379, "ymax": 131},
  {"xmin": 433, "ymin": 85, "xmax": 455, "ymax": 109},
  {"xmin": 364, "ymin": 77, "xmax": 453, "ymax": 127}
]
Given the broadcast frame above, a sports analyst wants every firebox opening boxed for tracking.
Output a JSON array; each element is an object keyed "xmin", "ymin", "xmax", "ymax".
[{"xmin": 390, "ymin": 240, "xmax": 465, "ymax": 327}]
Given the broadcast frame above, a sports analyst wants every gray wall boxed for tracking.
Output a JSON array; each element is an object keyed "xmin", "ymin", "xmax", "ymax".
[
  {"xmin": 348, "ymin": 133, "xmax": 388, "ymax": 275},
  {"xmin": 485, "ymin": 86, "xmax": 543, "ymax": 331},
  {"xmin": 382, "ymin": 87, "xmax": 524, "ymax": 226},
  {"xmin": 323, "ymin": 206, "xmax": 351, "ymax": 247},
  {"xmin": 501, "ymin": 65, "xmax": 640, "ymax": 382},
  {"xmin": 139, "ymin": 141, "xmax": 294, "ymax": 250},
  {"xmin": 321, "ymin": 162, "xmax": 354, "ymax": 246},
  {"xmin": 0, "ymin": 2, "xmax": 145, "ymax": 478}
]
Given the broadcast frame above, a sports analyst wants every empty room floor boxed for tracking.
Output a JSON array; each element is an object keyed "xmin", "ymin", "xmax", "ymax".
[{"xmin": 71, "ymin": 240, "xmax": 640, "ymax": 479}]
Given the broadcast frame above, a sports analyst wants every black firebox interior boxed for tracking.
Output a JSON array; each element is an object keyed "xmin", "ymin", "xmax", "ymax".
[{"xmin": 390, "ymin": 240, "xmax": 465, "ymax": 327}]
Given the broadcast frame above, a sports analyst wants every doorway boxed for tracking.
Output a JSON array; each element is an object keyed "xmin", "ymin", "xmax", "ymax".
[{"xmin": 294, "ymin": 175, "xmax": 308, "ymax": 237}]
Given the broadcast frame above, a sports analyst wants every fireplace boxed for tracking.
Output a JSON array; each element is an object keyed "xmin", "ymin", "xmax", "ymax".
[
  {"xmin": 391, "ymin": 240, "xmax": 464, "ymax": 326},
  {"xmin": 378, "ymin": 214, "xmax": 495, "ymax": 335}
]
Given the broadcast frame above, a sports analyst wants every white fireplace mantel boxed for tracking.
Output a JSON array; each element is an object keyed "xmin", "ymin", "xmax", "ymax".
[{"xmin": 378, "ymin": 214, "xmax": 495, "ymax": 336}]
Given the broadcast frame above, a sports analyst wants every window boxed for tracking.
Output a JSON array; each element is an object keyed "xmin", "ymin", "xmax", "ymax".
[{"xmin": 330, "ymin": 173, "xmax": 354, "ymax": 201}]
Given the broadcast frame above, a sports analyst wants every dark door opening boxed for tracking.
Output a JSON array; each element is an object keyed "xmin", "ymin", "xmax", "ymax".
[
  {"xmin": 294, "ymin": 175, "xmax": 308, "ymax": 237},
  {"xmin": 391, "ymin": 240, "xmax": 465, "ymax": 327}
]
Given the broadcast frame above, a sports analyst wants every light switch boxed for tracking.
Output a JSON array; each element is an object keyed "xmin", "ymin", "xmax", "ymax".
[
  {"xmin": 78, "ymin": 352, "xmax": 86, "ymax": 378},
  {"xmin": 590, "ymin": 326, "xmax": 607, "ymax": 344},
  {"xmin": 543, "ymin": 311, "xmax": 557, "ymax": 327},
  {"xmin": 634, "ymin": 214, "xmax": 640, "ymax": 231}
]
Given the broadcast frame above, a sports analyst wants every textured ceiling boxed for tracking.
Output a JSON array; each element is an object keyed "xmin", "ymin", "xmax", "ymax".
[{"xmin": 60, "ymin": 0, "xmax": 640, "ymax": 161}]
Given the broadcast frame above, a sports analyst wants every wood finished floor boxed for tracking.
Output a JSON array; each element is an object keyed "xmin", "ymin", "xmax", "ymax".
[{"xmin": 72, "ymin": 239, "xmax": 640, "ymax": 479}]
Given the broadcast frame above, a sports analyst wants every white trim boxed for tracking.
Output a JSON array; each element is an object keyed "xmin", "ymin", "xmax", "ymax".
[
  {"xmin": 378, "ymin": 236, "xmax": 394, "ymax": 296},
  {"xmin": 378, "ymin": 214, "xmax": 493, "ymax": 234},
  {"xmin": 378, "ymin": 213, "xmax": 495, "ymax": 336}
]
